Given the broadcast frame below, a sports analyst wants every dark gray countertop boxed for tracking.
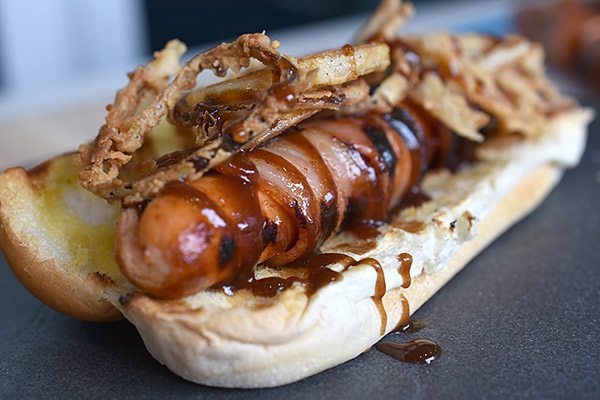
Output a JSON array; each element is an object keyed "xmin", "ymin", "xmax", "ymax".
[{"xmin": 1, "ymin": 99, "xmax": 599, "ymax": 399}]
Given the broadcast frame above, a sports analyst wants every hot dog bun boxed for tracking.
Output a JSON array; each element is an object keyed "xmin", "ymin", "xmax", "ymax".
[
  {"xmin": 0, "ymin": 108, "xmax": 593, "ymax": 387},
  {"xmin": 0, "ymin": 159, "xmax": 122, "ymax": 321}
]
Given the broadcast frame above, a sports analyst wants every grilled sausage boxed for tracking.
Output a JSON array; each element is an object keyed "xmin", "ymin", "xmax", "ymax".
[{"xmin": 117, "ymin": 102, "xmax": 455, "ymax": 298}]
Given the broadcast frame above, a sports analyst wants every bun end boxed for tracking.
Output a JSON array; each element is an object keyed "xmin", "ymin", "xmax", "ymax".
[{"xmin": 0, "ymin": 165, "xmax": 121, "ymax": 322}]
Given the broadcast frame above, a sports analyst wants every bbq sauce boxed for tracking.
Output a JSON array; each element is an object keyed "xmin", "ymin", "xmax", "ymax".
[
  {"xmin": 348, "ymin": 220, "xmax": 383, "ymax": 241},
  {"xmin": 332, "ymin": 220, "xmax": 382, "ymax": 254},
  {"xmin": 376, "ymin": 339, "xmax": 441, "ymax": 364},
  {"xmin": 379, "ymin": 293, "xmax": 439, "ymax": 365},
  {"xmin": 396, "ymin": 186, "xmax": 432, "ymax": 210},
  {"xmin": 395, "ymin": 320, "xmax": 427, "ymax": 333},
  {"xmin": 230, "ymin": 253, "xmax": 357, "ymax": 297},
  {"xmin": 361, "ymin": 258, "xmax": 388, "ymax": 336},
  {"xmin": 272, "ymin": 81, "xmax": 296, "ymax": 106},
  {"xmin": 397, "ymin": 253, "xmax": 413, "ymax": 289},
  {"xmin": 392, "ymin": 294, "xmax": 411, "ymax": 332},
  {"xmin": 392, "ymin": 220, "xmax": 426, "ymax": 234},
  {"xmin": 342, "ymin": 44, "xmax": 355, "ymax": 57},
  {"xmin": 331, "ymin": 240, "xmax": 377, "ymax": 255}
]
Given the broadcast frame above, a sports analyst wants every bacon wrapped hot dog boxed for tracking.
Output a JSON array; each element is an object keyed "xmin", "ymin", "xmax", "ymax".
[
  {"xmin": 0, "ymin": 0, "xmax": 593, "ymax": 389},
  {"xmin": 117, "ymin": 102, "xmax": 456, "ymax": 299}
]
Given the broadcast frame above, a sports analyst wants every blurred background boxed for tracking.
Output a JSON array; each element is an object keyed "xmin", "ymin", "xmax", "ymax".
[
  {"xmin": 0, "ymin": 0, "xmax": 597, "ymax": 167},
  {"xmin": 0, "ymin": 0, "xmax": 496, "ymax": 102}
]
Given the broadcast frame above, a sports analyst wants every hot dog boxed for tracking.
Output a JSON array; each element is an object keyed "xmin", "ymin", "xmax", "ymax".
[
  {"xmin": 0, "ymin": 0, "xmax": 594, "ymax": 389},
  {"xmin": 118, "ymin": 105, "xmax": 455, "ymax": 299}
]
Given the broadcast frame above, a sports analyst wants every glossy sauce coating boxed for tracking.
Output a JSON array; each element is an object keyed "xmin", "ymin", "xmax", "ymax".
[
  {"xmin": 392, "ymin": 294, "xmax": 411, "ymax": 333},
  {"xmin": 398, "ymin": 253, "xmax": 413, "ymax": 289},
  {"xmin": 395, "ymin": 320, "xmax": 427, "ymax": 334},
  {"xmin": 376, "ymin": 339, "xmax": 441, "ymax": 364},
  {"xmin": 120, "ymin": 102, "xmax": 460, "ymax": 298},
  {"xmin": 368, "ymin": 258, "xmax": 388, "ymax": 336},
  {"xmin": 223, "ymin": 253, "xmax": 357, "ymax": 297}
]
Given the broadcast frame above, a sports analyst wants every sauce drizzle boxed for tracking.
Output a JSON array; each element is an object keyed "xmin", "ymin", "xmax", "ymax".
[
  {"xmin": 376, "ymin": 339, "xmax": 441, "ymax": 364},
  {"xmin": 228, "ymin": 253, "xmax": 357, "ymax": 297},
  {"xmin": 359, "ymin": 258, "xmax": 388, "ymax": 335},
  {"xmin": 395, "ymin": 320, "xmax": 427, "ymax": 333},
  {"xmin": 397, "ymin": 253, "xmax": 413, "ymax": 289},
  {"xmin": 392, "ymin": 220, "xmax": 426, "ymax": 234}
]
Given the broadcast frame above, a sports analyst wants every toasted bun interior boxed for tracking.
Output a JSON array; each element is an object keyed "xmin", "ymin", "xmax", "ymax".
[{"xmin": 0, "ymin": 157, "xmax": 122, "ymax": 321}]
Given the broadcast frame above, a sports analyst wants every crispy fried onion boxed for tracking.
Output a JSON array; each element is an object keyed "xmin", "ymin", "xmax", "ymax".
[
  {"xmin": 351, "ymin": 1, "xmax": 572, "ymax": 140},
  {"xmin": 79, "ymin": 33, "xmax": 390, "ymax": 203},
  {"xmin": 401, "ymin": 33, "xmax": 574, "ymax": 137},
  {"xmin": 78, "ymin": 39, "xmax": 186, "ymax": 194},
  {"xmin": 338, "ymin": 38, "xmax": 420, "ymax": 116},
  {"xmin": 80, "ymin": 34, "xmax": 299, "ymax": 199},
  {"xmin": 122, "ymin": 79, "xmax": 371, "ymax": 205},
  {"xmin": 79, "ymin": 0, "xmax": 572, "ymax": 205},
  {"xmin": 355, "ymin": 0, "xmax": 414, "ymax": 44},
  {"xmin": 340, "ymin": 0, "xmax": 415, "ymax": 115}
]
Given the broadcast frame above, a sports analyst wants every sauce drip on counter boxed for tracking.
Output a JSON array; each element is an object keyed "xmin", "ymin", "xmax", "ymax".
[
  {"xmin": 376, "ymin": 339, "xmax": 441, "ymax": 364},
  {"xmin": 379, "ymin": 294, "xmax": 439, "ymax": 365}
]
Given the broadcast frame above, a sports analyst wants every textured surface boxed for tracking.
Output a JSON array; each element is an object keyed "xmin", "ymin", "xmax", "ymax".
[{"xmin": 1, "ymin": 99, "xmax": 598, "ymax": 398}]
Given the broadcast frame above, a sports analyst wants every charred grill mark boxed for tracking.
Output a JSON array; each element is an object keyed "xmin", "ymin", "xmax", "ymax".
[
  {"xmin": 363, "ymin": 123, "xmax": 397, "ymax": 176},
  {"xmin": 340, "ymin": 198, "xmax": 358, "ymax": 231},
  {"xmin": 220, "ymin": 133, "xmax": 244, "ymax": 152},
  {"xmin": 262, "ymin": 218, "xmax": 278, "ymax": 248},
  {"xmin": 290, "ymin": 199, "xmax": 308, "ymax": 229},
  {"xmin": 93, "ymin": 272, "xmax": 116, "ymax": 287},
  {"xmin": 191, "ymin": 156, "xmax": 209, "ymax": 171},
  {"xmin": 320, "ymin": 196, "xmax": 338, "ymax": 242},
  {"xmin": 385, "ymin": 107, "xmax": 425, "ymax": 154},
  {"xmin": 218, "ymin": 235, "xmax": 236, "ymax": 267},
  {"xmin": 118, "ymin": 293, "xmax": 136, "ymax": 306},
  {"xmin": 384, "ymin": 106, "xmax": 428, "ymax": 186},
  {"xmin": 339, "ymin": 136, "xmax": 387, "ymax": 222}
]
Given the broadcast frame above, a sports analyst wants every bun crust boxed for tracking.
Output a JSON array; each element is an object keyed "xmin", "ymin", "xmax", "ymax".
[
  {"xmin": 0, "ymin": 161, "xmax": 122, "ymax": 322},
  {"xmin": 0, "ymin": 109, "xmax": 594, "ymax": 386}
]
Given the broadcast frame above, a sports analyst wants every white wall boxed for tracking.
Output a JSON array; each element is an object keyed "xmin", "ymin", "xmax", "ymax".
[{"xmin": 0, "ymin": 0, "xmax": 147, "ymax": 94}]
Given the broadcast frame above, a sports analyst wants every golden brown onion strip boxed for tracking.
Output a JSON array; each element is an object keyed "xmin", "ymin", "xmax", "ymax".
[
  {"xmin": 80, "ymin": 34, "xmax": 301, "ymax": 199},
  {"xmin": 121, "ymin": 79, "xmax": 371, "ymax": 204},
  {"xmin": 355, "ymin": 0, "xmax": 414, "ymax": 44},
  {"xmin": 79, "ymin": 35, "xmax": 391, "ymax": 202}
]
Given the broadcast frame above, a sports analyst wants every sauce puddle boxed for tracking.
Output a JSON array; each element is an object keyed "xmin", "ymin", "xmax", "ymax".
[{"xmin": 376, "ymin": 339, "xmax": 441, "ymax": 364}]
